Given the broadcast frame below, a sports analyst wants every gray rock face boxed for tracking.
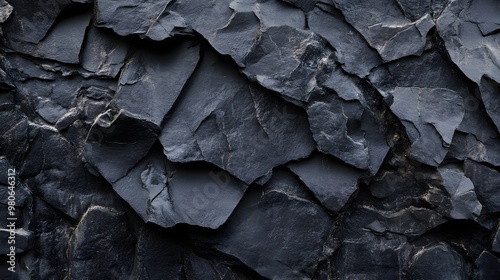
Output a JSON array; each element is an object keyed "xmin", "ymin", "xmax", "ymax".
[
  {"xmin": 243, "ymin": 25, "xmax": 333, "ymax": 102},
  {"xmin": 409, "ymin": 245, "xmax": 468, "ymax": 280},
  {"xmin": 5, "ymin": 11, "xmax": 91, "ymax": 64},
  {"xmin": 473, "ymin": 251, "xmax": 500, "ymax": 280},
  {"xmin": 115, "ymin": 41, "xmax": 199, "ymax": 126},
  {"xmin": 197, "ymin": 170, "xmax": 335, "ymax": 279},
  {"xmin": 160, "ymin": 47, "xmax": 316, "ymax": 184},
  {"xmin": 308, "ymin": 4, "xmax": 382, "ymax": 77},
  {"xmin": 1, "ymin": 0, "xmax": 70, "ymax": 44},
  {"xmin": 0, "ymin": 0, "xmax": 12, "ymax": 23},
  {"xmin": 438, "ymin": 165, "xmax": 482, "ymax": 219},
  {"xmin": 80, "ymin": 25, "xmax": 133, "ymax": 78},
  {"xmin": 69, "ymin": 206, "xmax": 136, "ymax": 279},
  {"xmin": 390, "ymin": 87, "xmax": 464, "ymax": 166},
  {"xmin": 464, "ymin": 160, "xmax": 500, "ymax": 213},
  {"xmin": 436, "ymin": 0, "xmax": 500, "ymax": 84},
  {"xmin": 479, "ymin": 76, "xmax": 500, "ymax": 133},
  {"xmin": 112, "ymin": 144, "xmax": 248, "ymax": 229},
  {"xmin": 2, "ymin": 0, "xmax": 500, "ymax": 279},
  {"xmin": 334, "ymin": 0, "xmax": 434, "ymax": 63},
  {"xmin": 288, "ymin": 153, "xmax": 363, "ymax": 213}
]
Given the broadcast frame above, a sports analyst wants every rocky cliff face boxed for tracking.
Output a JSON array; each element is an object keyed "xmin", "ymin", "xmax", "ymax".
[{"xmin": 1, "ymin": 0, "xmax": 500, "ymax": 279}]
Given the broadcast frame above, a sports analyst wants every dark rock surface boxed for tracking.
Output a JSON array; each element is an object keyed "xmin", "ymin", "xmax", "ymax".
[{"xmin": 1, "ymin": 0, "xmax": 500, "ymax": 279}]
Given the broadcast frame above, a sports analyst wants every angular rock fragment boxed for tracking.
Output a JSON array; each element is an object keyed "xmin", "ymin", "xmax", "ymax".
[
  {"xmin": 466, "ymin": 0, "xmax": 500, "ymax": 36},
  {"xmin": 69, "ymin": 206, "xmax": 136, "ymax": 279},
  {"xmin": 438, "ymin": 165, "xmax": 482, "ymax": 219},
  {"xmin": 80, "ymin": 25, "xmax": 133, "ymax": 78},
  {"xmin": 308, "ymin": 4, "xmax": 382, "ymax": 77},
  {"xmin": 409, "ymin": 245, "xmax": 469, "ymax": 280},
  {"xmin": 243, "ymin": 25, "xmax": 333, "ymax": 102},
  {"xmin": 0, "ymin": 106, "xmax": 31, "ymax": 166},
  {"xmin": 94, "ymin": 0, "xmax": 176, "ymax": 37},
  {"xmin": 0, "ymin": 0, "xmax": 13, "ymax": 23},
  {"xmin": 464, "ymin": 160, "xmax": 500, "ymax": 213},
  {"xmin": 479, "ymin": 76, "xmax": 500, "ymax": 133},
  {"xmin": 334, "ymin": 0, "xmax": 434, "ymax": 62},
  {"xmin": 493, "ymin": 223, "xmax": 500, "ymax": 253},
  {"xmin": 160, "ymin": 47, "xmax": 315, "ymax": 184},
  {"xmin": 5, "ymin": 11, "xmax": 91, "ymax": 64},
  {"xmin": 366, "ymin": 206, "xmax": 446, "ymax": 238},
  {"xmin": 332, "ymin": 199, "xmax": 416, "ymax": 279},
  {"xmin": 333, "ymin": 231, "xmax": 411, "ymax": 279},
  {"xmin": 133, "ymin": 225, "xmax": 186, "ymax": 279},
  {"xmin": 112, "ymin": 144, "xmax": 248, "ymax": 229},
  {"xmin": 307, "ymin": 91, "xmax": 389, "ymax": 173},
  {"xmin": 115, "ymin": 41, "xmax": 199, "ymax": 126},
  {"xmin": 208, "ymin": 2, "xmax": 260, "ymax": 66},
  {"xmin": 437, "ymin": 0, "xmax": 500, "ymax": 83},
  {"xmin": 21, "ymin": 127, "xmax": 121, "ymax": 219},
  {"xmin": 395, "ymin": 0, "xmax": 452, "ymax": 21},
  {"xmin": 27, "ymin": 198, "xmax": 74, "ymax": 279},
  {"xmin": 254, "ymin": 0, "xmax": 306, "ymax": 29},
  {"xmin": 390, "ymin": 87, "xmax": 464, "ymax": 166},
  {"xmin": 448, "ymin": 133, "xmax": 500, "ymax": 170},
  {"xmin": 1, "ymin": 0, "xmax": 70, "ymax": 44},
  {"xmin": 196, "ymin": 170, "xmax": 335, "ymax": 279},
  {"xmin": 288, "ymin": 153, "xmax": 363, "ymax": 213},
  {"xmin": 473, "ymin": 251, "xmax": 500, "ymax": 280},
  {"xmin": 84, "ymin": 109, "xmax": 159, "ymax": 183}
]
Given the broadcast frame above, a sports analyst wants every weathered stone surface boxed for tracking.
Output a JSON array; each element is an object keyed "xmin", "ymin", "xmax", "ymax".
[
  {"xmin": 409, "ymin": 245, "xmax": 469, "ymax": 280},
  {"xmin": 21, "ymin": 127, "xmax": 121, "ymax": 219},
  {"xmin": 243, "ymin": 25, "xmax": 333, "ymax": 102},
  {"xmin": 0, "ymin": 0, "xmax": 13, "ymax": 23},
  {"xmin": 80, "ymin": 25, "xmax": 132, "ymax": 78},
  {"xmin": 160, "ymin": 47, "xmax": 315, "ymax": 184},
  {"xmin": 437, "ymin": 0, "xmax": 500, "ymax": 84},
  {"xmin": 112, "ymin": 144, "xmax": 248, "ymax": 229},
  {"xmin": 132, "ymin": 224, "xmax": 186, "ymax": 279},
  {"xmin": 438, "ymin": 165, "xmax": 482, "ymax": 219},
  {"xmin": 197, "ymin": 170, "xmax": 335, "ymax": 279},
  {"xmin": 1, "ymin": 0, "xmax": 70, "ymax": 44},
  {"xmin": 493, "ymin": 223, "xmax": 500, "ymax": 253},
  {"xmin": 308, "ymin": 4, "xmax": 382, "ymax": 77},
  {"xmin": 95, "ymin": 0, "xmax": 174, "ymax": 37},
  {"xmin": 2, "ymin": 1, "xmax": 500, "ymax": 279},
  {"xmin": 479, "ymin": 76, "xmax": 500, "ymax": 133},
  {"xmin": 467, "ymin": 0, "xmax": 500, "ymax": 36},
  {"xmin": 84, "ymin": 110, "xmax": 159, "ymax": 183},
  {"xmin": 390, "ymin": 87, "xmax": 464, "ymax": 166},
  {"xmin": 288, "ymin": 153, "xmax": 363, "ymax": 213},
  {"xmin": 395, "ymin": 0, "xmax": 451, "ymax": 21},
  {"xmin": 334, "ymin": 0, "xmax": 434, "ymax": 62},
  {"xmin": 464, "ymin": 160, "xmax": 500, "ymax": 213},
  {"xmin": 307, "ymin": 90, "xmax": 389, "ymax": 173},
  {"xmin": 27, "ymin": 197, "xmax": 74, "ymax": 280},
  {"xmin": 69, "ymin": 206, "xmax": 136, "ymax": 279},
  {"xmin": 473, "ymin": 251, "xmax": 500, "ymax": 280},
  {"xmin": 5, "ymin": 11, "xmax": 91, "ymax": 64},
  {"xmin": 115, "ymin": 41, "xmax": 199, "ymax": 126}
]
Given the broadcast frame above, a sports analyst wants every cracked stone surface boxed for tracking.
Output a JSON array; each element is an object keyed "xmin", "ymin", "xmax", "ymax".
[{"xmin": 1, "ymin": 0, "xmax": 500, "ymax": 279}]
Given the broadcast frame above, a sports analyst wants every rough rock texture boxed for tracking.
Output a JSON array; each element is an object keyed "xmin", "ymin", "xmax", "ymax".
[{"xmin": 1, "ymin": 0, "xmax": 500, "ymax": 279}]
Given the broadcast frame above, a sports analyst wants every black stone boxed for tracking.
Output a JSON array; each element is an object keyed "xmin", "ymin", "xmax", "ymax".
[
  {"xmin": 408, "ymin": 245, "xmax": 469, "ymax": 280},
  {"xmin": 68, "ymin": 206, "xmax": 136, "ymax": 279}
]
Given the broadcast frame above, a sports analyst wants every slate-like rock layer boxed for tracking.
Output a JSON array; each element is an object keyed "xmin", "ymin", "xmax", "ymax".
[{"xmin": 1, "ymin": 0, "xmax": 500, "ymax": 279}]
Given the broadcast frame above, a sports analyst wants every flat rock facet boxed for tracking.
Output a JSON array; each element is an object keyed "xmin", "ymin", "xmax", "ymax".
[{"xmin": 288, "ymin": 153, "xmax": 363, "ymax": 213}]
